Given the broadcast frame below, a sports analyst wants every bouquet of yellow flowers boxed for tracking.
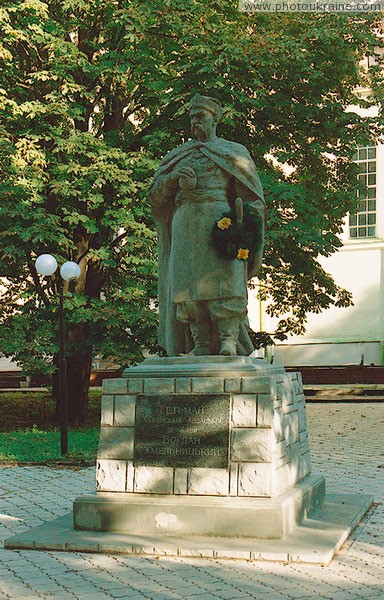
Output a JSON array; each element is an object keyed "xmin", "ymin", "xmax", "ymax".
[{"xmin": 212, "ymin": 199, "xmax": 263, "ymax": 262}]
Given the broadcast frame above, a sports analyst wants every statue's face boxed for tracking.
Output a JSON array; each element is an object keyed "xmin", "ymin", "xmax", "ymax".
[{"xmin": 190, "ymin": 108, "xmax": 216, "ymax": 141}]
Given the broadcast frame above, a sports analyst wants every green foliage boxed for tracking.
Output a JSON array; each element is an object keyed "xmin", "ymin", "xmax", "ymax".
[
  {"xmin": 0, "ymin": 389, "xmax": 101, "ymax": 463},
  {"xmin": 0, "ymin": 388, "xmax": 101, "ymax": 431},
  {"xmin": 0, "ymin": 0, "xmax": 161, "ymax": 372},
  {"xmin": 0, "ymin": 0, "xmax": 383, "ymax": 373},
  {"xmin": 0, "ymin": 426, "xmax": 99, "ymax": 464}
]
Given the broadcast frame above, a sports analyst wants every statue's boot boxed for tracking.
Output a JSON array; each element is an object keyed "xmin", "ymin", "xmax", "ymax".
[
  {"xmin": 217, "ymin": 317, "xmax": 240, "ymax": 356},
  {"xmin": 188, "ymin": 320, "xmax": 211, "ymax": 355}
]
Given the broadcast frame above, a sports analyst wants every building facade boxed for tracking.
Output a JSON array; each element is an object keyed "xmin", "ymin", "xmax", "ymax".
[{"xmin": 255, "ymin": 142, "xmax": 384, "ymax": 367}]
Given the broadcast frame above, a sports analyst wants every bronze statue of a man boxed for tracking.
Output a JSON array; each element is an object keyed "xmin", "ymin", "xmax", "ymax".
[{"xmin": 149, "ymin": 93, "xmax": 265, "ymax": 357}]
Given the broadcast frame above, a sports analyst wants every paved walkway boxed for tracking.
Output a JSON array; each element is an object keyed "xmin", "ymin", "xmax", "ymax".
[{"xmin": 1, "ymin": 403, "xmax": 383, "ymax": 600}]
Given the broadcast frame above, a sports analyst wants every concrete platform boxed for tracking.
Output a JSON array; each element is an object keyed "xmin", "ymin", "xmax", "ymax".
[
  {"xmin": 5, "ymin": 493, "xmax": 372, "ymax": 565},
  {"xmin": 122, "ymin": 355, "xmax": 284, "ymax": 378},
  {"xmin": 73, "ymin": 474, "xmax": 325, "ymax": 538}
]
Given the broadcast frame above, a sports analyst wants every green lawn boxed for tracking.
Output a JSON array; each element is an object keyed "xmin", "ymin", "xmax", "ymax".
[{"xmin": 0, "ymin": 389, "xmax": 101, "ymax": 465}]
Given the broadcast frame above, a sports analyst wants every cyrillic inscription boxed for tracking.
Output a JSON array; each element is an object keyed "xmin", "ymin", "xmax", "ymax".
[{"xmin": 134, "ymin": 394, "xmax": 230, "ymax": 468}]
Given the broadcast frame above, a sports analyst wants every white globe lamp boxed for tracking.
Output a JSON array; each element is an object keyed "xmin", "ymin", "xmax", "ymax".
[
  {"xmin": 60, "ymin": 261, "xmax": 81, "ymax": 282},
  {"xmin": 35, "ymin": 254, "xmax": 58, "ymax": 276}
]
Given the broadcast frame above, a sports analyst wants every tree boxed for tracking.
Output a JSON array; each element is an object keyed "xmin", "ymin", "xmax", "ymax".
[
  {"xmin": 0, "ymin": 0, "xmax": 161, "ymax": 421},
  {"xmin": 1, "ymin": 1, "xmax": 383, "ymax": 420}
]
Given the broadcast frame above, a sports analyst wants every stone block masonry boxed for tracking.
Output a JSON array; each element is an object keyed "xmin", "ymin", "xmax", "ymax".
[{"xmin": 98, "ymin": 362, "xmax": 311, "ymax": 498}]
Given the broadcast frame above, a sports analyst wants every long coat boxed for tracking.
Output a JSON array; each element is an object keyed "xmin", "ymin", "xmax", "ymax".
[{"xmin": 149, "ymin": 137, "xmax": 265, "ymax": 356}]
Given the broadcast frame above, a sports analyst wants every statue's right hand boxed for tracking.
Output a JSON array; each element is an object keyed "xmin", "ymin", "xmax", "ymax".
[
  {"xmin": 176, "ymin": 166, "xmax": 197, "ymax": 190},
  {"xmin": 165, "ymin": 166, "xmax": 196, "ymax": 190},
  {"xmin": 176, "ymin": 166, "xmax": 195, "ymax": 179}
]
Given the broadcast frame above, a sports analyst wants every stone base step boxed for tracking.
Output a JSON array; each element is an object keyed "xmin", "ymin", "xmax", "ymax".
[
  {"xmin": 5, "ymin": 492, "xmax": 373, "ymax": 565},
  {"xmin": 73, "ymin": 474, "xmax": 325, "ymax": 539}
]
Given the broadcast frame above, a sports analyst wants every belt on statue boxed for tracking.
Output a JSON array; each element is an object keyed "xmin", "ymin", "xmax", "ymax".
[{"xmin": 175, "ymin": 190, "xmax": 228, "ymax": 206}]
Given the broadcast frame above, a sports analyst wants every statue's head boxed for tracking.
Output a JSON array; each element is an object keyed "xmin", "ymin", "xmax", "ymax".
[{"xmin": 188, "ymin": 94, "xmax": 223, "ymax": 141}]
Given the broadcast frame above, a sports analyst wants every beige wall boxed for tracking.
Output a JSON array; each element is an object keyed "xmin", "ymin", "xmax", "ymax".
[{"xmin": 250, "ymin": 142, "xmax": 384, "ymax": 366}]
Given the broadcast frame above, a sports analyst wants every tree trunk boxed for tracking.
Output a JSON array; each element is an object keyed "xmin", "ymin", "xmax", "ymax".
[
  {"xmin": 52, "ymin": 313, "xmax": 93, "ymax": 424},
  {"xmin": 66, "ymin": 349, "xmax": 93, "ymax": 423}
]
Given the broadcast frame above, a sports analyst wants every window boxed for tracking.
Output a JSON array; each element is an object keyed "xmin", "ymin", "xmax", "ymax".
[{"xmin": 349, "ymin": 146, "xmax": 376, "ymax": 239}]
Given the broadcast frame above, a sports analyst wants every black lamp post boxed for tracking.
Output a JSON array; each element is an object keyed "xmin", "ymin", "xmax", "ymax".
[{"xmin": 35, "ymin": 254, "xmax": 81, "ymax": 456}]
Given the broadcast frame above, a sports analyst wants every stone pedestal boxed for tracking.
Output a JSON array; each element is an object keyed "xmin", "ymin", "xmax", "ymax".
[
  {"xmin": 6, "ymin": 354, "xmax": 372, "ymax": 564},
  {"xmin": 74, "ymin": 356, "xmax": 325, "ymax": 539}
]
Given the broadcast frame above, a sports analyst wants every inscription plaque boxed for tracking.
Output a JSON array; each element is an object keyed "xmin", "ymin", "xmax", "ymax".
[{"xmin": 134, "ymin": 394, "xmax": 230, "ymax": 468}]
